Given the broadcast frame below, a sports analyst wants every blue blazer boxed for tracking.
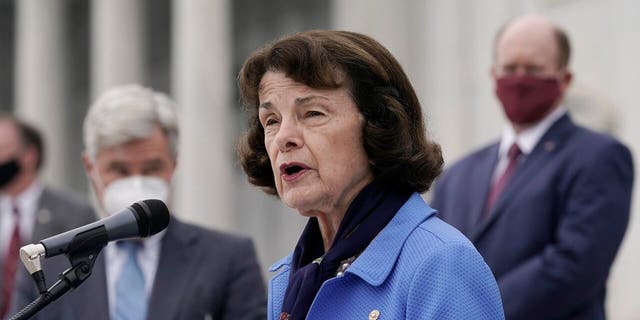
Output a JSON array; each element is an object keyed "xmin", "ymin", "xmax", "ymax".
[
  {"xmin": 432, "ymin": 114, "xmax": 634, "ymax": 319},
  {"xmin": 268, "ymin": 193, "xmax": 504, "ymax": 320}
]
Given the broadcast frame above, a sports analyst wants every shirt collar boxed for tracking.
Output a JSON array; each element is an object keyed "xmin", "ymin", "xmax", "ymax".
[
  {"xmin": 0, "ymin": 179, "xmax": 42, "ymax": 204},
  {"xmin": 14, "ymin": 179, "xmax": 43, "ymax": 210},
  {"xmin": 131, "ymin": 229, "xmax": 167, "ymax": 249},
  {"xmin": 143, "ymin": 229, "xmax": 166, "ymax": 248},
  {"xmin": 105, "ymin": 226, "xmax": 166, "ymax": 258},
  {"xmin": 499, "ymin": 106, "xmax": 567, "ymax": 157}
]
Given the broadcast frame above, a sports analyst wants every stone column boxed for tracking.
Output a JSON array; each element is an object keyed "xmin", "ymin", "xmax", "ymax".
[
  {"xmin": 90, "ymin": 0, "xmax": 147, "ymax": 98},
  {"xmin": 602, "ymin": 2, "xmax": 640, "ymax": 318},
  {"xmin": 14, "ymin": 0, "xmax": 69, "ymax": 189},
  {"xmin": 330, "ymin": 0, "xmax": 473, "ymax": 163},
  {"xmin": 171, "ymin": 0, "xmax": 234, "ymax": 230},
  {"xmin": 332, "ymin": 0, "xmax": 415, "ymax": 69}
]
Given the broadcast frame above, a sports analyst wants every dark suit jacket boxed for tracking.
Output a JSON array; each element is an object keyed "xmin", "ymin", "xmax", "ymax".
[
  {"xmin": 11, "ymin": 217, "xmax": 267, "ymax": 320},
  {"xmin": 0, "ymin": 187, "xmax": 96, "ymax": 317},
  {"xmin": 431, "ymin": 114, "xmax": 634, "ymax": 320}
]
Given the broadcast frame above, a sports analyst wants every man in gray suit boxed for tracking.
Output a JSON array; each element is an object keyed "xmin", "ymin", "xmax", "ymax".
[
  {"xmin": 10, "ymin": 85, "xmax": 267, "ymax": 320},
  {"xmin": 0, "ymin": 115, "xmax": 96, "ymax": 319}
]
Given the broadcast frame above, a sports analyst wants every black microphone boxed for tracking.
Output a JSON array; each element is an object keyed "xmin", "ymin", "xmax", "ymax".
[
  {"xmin": 10, "ymin": 200, "xmax": 170, "ymax": 320},
  {"xmin": 40, "ymin": 199, "xmax": 170, "ymax": 258}
]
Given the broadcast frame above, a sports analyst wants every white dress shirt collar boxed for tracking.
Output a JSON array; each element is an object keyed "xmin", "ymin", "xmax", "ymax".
[
  {"xmin": 499, "ymin": 106, "xmax": 568, "ymax": 158},
  {"xmin": 0, "ymin": 180, "xmax": 43, "ymax": 257},
  {"xmin": 491, "ymin": 106, "xmax": 567, "ymax": 183},
  {"xmin": 104, "ymin": 229, "xmax": 166, "ymax": 319}
]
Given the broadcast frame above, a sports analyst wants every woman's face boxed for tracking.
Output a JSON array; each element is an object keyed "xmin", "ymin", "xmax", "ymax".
[{"xmin": 258, "ymin": 71, "xmax": 373, "ymax": 216}]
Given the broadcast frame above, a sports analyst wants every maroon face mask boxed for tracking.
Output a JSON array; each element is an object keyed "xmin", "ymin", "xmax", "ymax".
[{"xmin": 495, "ymin": 75, "xmax": 562, "ymax": 125}]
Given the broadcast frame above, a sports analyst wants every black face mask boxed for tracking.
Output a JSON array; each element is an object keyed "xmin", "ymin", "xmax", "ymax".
[{"xmin": 0, "ymin": 158, "xmax": 20, "ymax": 188}]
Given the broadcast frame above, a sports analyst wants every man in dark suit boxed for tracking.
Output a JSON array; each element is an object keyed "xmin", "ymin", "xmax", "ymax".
[
  {"xmin": 0, "ymin": 115, "xmax": 96, "ymax": 319},
  {"xmin": 431, "ymin": 14, "xmax": 634, "ymax": 320},
  {"xmin": 11, "ymin": 85, "xmax": 266, "ymax": 320}
]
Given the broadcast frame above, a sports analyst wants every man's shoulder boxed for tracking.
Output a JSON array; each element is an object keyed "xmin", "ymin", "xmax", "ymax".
[
  {"xmin": 168, "ymin": 218, "xmax": 253, "ymax": 247},
  {"xmin": 38, "ymin": 187, "xmax": 96, "ymax": 228},
  {"xmin": 440, "ymin": 142, "xmax": 498, "ymax": 178},
  {"xmin": 558, "ymin": 124, "xmax": 632, "ymax": 168},
  {"xmin": 568, "ymin": 123, "xmax": 628, "ymax": 150},
  {"xmin": 457, "ymin": 142, "xmax": 498, "ymax": 164},
  {"xmin": 163, "ymin": 219, "xmax": 260, "ymax": 273},
  {"xmin": 40, "ymin": 187, "xmax": 93, "ymax": 211}
]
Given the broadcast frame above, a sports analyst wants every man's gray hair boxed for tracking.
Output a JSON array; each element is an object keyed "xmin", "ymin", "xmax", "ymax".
[{"xmin": 83, "ymin": 84, "xmax": 179, "ymax": 160}]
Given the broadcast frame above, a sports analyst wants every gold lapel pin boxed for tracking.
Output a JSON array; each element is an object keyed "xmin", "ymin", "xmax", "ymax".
[
  {"xmin": 369, "ymin": 309, "xmax": 380, "ymax": 320},
  {"xmin": 544, "ymin": 141, "xmax": 556, "ymax": 152}
]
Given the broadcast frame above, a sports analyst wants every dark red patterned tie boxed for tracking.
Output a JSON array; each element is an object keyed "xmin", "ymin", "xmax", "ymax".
[
  {"xmin": 482, "ymin": 143, "xmax": 522, "ymax": 219},
  {"xmin": 1, "ymin": 203, "xmax": 21, "ymax": 318}
]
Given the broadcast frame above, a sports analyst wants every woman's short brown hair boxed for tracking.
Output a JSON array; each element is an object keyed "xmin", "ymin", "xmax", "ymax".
[{"xmin": 237, "ymin": 30, "xmax": 443, "ymax": 195}]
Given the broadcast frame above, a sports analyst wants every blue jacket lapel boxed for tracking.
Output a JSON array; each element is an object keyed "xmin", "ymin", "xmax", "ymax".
[
  {"xmin": 470, "ymin": 114, "xmax": 575, "ymax": 242},
  {"xmin": 340, "ymin": 193, "xmax": 436, "ymax": 284}
]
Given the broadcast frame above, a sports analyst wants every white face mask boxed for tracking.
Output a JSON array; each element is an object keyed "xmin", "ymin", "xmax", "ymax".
[{"xmin": 102, "ymin": 175, "xmax": 170, "ymax": 216}]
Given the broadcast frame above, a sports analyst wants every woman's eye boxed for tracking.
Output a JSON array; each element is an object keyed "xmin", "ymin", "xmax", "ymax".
[
  {"xmin": 306, "ymin": 110, "xmax": 324, "ymax": 117},
  {"xmin": 264, "ymin": 118, "xmax": 279, "ymax": 126}
]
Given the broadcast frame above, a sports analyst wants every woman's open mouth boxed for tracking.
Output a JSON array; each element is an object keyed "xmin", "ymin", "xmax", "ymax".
[{"xmin": 280, "ymin": 162, "xmax": 310, "ymax": 182}]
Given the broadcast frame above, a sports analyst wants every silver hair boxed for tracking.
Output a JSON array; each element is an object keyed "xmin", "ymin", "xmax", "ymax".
[{"xmin": 83, "ymin": 84, "xmax": 179, "ymax": 160}]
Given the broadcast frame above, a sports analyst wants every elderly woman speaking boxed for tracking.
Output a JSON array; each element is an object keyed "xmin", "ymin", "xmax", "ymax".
[{"xmin": 237, "ymin": 30, "xmax": 504, "ymax": 320}]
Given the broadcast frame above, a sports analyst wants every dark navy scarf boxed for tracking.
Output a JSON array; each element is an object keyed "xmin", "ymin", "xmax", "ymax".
[{"xmin": 280, "ymin": 182, "xmax": 412, "ymax": 320}]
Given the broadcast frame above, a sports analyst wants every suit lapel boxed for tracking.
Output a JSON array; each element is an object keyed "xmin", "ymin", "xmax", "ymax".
[
  {"xmin": 146, "ymin": 220, "xmax": 199, "ymax": 320},
  {"xmin": 73, "ymin": 252, "xmax": 110, "ymax": 320},
  {"xmin": 70, "ymin": 220, "xmax": 199, "ymax": 320},
  {"xmin": 470, "ymin": 115, "xmax": 575, "ymax": 242},
  {"xmin": 465, "ymin": 144, "xmax": 500, "ymax": 234},
  {"xmin": 31, "ymin": 188, "xmax": 56, "ymax": 243}
]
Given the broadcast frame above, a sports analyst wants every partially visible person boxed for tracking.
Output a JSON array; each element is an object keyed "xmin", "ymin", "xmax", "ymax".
[
  {"xmin": 11, "ymin": 85, "xmax": 267, "ymax": 320},
  {"xmin": 237, "ymin": 30, "xmax": 504, "ymax": 320},
  {"xmin": 0, "ymin": 115, "xmax": 95, "ymax": 319},
  {"xmin": 432, "ymin": 14, "xmax": 634, "ymax": 319}
]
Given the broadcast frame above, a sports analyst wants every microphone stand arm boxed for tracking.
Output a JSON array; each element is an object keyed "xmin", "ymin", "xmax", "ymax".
[{"xmin": 9, "ymin": 226, "xmax": 108, "ymax": 320}]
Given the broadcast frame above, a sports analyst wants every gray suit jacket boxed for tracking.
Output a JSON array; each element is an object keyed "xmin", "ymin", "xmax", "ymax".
[
  {"xmin": 0, "ymin": 186, "xmax": 96, "ymax": 317},
  {"xmin": 11, "ymin": 218, "xmax": 267, "ymax": 320}
]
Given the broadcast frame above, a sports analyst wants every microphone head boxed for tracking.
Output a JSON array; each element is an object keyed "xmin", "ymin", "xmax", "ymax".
[{"xmin": 130, "ymin": 199, "xmax": 171, "ymax": 237}]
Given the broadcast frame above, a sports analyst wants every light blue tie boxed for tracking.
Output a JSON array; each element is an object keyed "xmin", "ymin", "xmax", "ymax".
[{"xmin": 114, "ymin": 241, "xmax": 147, "ymax": 320}]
